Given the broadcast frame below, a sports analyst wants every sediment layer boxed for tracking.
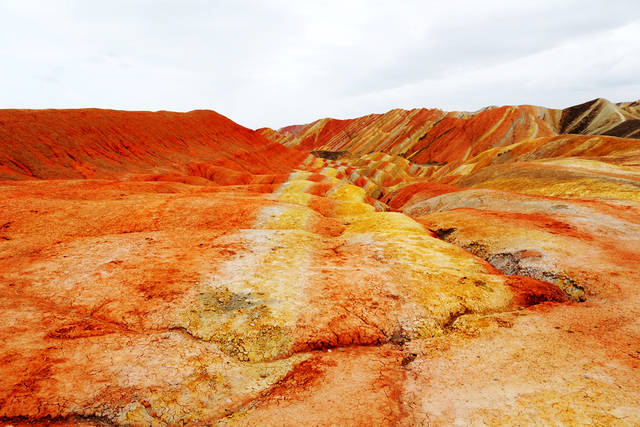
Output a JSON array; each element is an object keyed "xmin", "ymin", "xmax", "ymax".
[{"xmin": 1, "ymin": 104, "xmax": 639, "ymax": 425}]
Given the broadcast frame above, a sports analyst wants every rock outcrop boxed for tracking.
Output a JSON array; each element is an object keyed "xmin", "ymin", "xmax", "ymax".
[
  {"xmin": 259, "ymin": 98, "xmax": 640, "ymax": 161},
  {"xmin": 1, "ymin": 103, "xmax": 639, "ymax": 425}
]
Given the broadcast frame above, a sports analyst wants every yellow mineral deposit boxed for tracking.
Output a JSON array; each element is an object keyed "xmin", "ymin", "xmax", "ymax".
[{"xmin": 2, "ymin": 100, "xmax": 640, "ymax": 425}]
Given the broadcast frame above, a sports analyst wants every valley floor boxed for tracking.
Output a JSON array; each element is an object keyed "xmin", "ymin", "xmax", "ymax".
[{"xmin": 1, "ymin": 152, "xmax": 639, "ymax": 425}]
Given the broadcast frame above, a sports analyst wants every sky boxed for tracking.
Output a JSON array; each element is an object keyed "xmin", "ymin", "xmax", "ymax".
[{"xmin": 1, "ymin": 0, "xmax": 639, "ymax": 129}]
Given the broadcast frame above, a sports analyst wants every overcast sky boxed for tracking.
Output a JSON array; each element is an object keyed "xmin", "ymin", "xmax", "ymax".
[{"xmin": 1, "ymin": 0, "xmax": 639, "ymax": 129}]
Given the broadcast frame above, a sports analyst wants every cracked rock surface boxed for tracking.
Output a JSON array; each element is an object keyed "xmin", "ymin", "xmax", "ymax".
[{"xmin": 2, "ymin": 106, "xmax": 640, "ymax": 425}]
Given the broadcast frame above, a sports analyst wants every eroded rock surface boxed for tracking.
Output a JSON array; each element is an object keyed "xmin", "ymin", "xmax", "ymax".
[{"xmin": 1, "ymin": 105, "xmax": 640, "ymax": 425}]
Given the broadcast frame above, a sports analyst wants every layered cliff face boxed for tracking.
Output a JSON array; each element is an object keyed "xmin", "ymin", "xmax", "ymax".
[{"xmin": 1, "ymin": 104, "xmax": 640, "ymax": 426}]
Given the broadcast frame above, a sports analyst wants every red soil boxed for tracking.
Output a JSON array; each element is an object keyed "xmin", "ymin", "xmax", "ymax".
[
  {"xmin": 408, "ymin": 106, "xmax": 555, "ymax": 164},
  {"xmin": 0, "ymin": 109, "xmax": 306, "ymax": 181},
  {"xmin": 2, "ymin": 105, "xmax": 640, "ymax": 425},
  {"xmin": 383, "ymin": 182, "xmax": 464, "ymax": 210}
]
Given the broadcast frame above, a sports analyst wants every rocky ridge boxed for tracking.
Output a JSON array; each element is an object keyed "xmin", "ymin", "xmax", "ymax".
[{"xmin": 259, "ymin": 97, "xmax": 640, "ymax": 163}]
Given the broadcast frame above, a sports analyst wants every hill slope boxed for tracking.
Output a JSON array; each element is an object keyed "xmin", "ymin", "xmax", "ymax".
[
  {"xmin": 0, "ymin": 108, "xmax": 305, "ymax": 180},
  {"xmin": 259, "ymin": 98, "xmax": 640, "ymax": 164},
  {"xmin": 1, "ymin": 105, "xmax": 639, "ymax": 425}
]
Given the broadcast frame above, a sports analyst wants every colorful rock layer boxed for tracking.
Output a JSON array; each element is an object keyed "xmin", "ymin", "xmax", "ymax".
[
  {"xmin": 259, "ymin": 98, "xmax": 640, "ymax": 164},
  {"xmin": 1, "ymin": 103, "xmax": 639, "ymax": 425}
]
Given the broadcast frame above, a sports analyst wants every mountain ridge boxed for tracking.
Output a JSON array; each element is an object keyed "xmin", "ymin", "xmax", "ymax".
[
  {"xmin": 259, "ymin": 98, "xmax": 640, "ymax": 161},
  {"xmin": 0, "ymin": 108, "xmax": 307, "ymax": 181}
]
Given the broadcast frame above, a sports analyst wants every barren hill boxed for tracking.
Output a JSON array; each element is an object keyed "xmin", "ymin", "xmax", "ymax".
[
  {"xmin": 259, "ymin": 98, "xmax": 640, "ymax": 162},
  {"xmin": 1, "ymin": 102, "xmax": 639, "ymax": 425},
  {"xmin": 0, "ymin": 108, "xmax": 305, "ymax": 181}
]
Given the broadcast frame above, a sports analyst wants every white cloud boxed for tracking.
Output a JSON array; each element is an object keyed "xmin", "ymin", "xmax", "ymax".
[{"xmin": 1, "ymin": 0, "xmax": 639, "ymax": 128}]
